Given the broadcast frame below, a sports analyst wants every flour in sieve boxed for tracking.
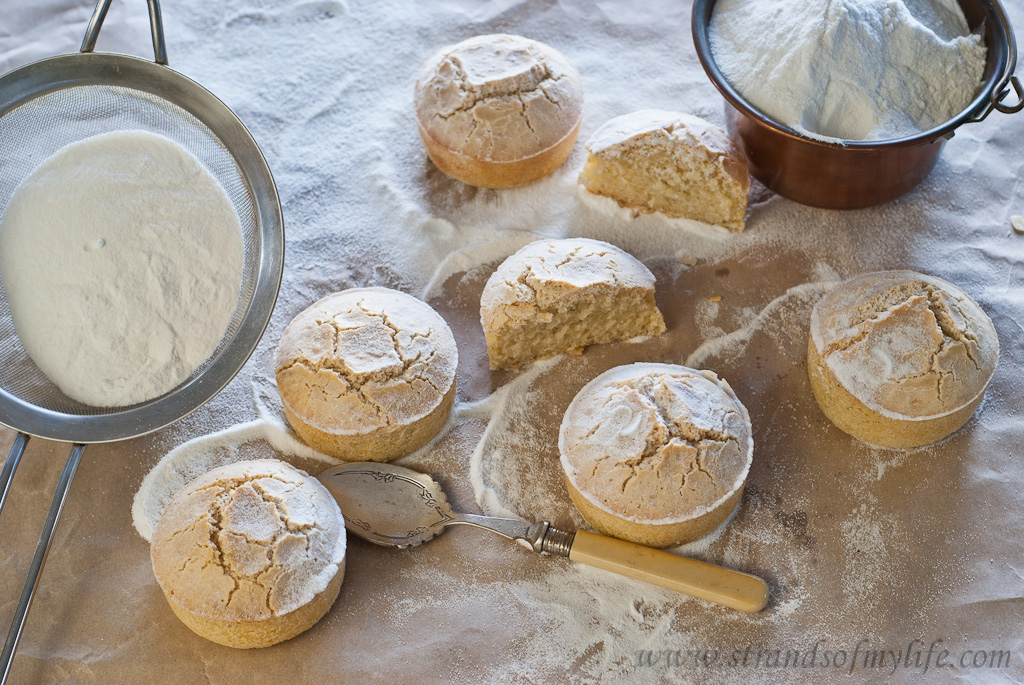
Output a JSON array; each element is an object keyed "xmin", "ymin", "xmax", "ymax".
[{"xmin": 0, "ymin": 130, "xmax": 244, "ymax": 407}]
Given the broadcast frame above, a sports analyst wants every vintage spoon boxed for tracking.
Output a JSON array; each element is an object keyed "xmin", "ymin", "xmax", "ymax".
[{"xmin": 317, "ymin": 462, "xmax": 769, "ymax": 612}]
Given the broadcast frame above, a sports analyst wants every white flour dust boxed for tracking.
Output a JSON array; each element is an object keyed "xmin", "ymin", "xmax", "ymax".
[{"xmin": 686, "ymin": 282, "xmax": 839, "ymax": 369}]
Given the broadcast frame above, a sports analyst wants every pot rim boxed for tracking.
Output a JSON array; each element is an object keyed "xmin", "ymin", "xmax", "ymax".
[{"xmin": 691, "ymin": 0, "xmax": 1020, "ymax": 150}]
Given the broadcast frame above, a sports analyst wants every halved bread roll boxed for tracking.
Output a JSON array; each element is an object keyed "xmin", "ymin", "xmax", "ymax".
[
  {"xmin": 579, "ymin": 110, "xmax": 750, "ymax": 231},
  {"xmin": 480, "ymin": 238, "xmax": 665, "ymax": 370}
]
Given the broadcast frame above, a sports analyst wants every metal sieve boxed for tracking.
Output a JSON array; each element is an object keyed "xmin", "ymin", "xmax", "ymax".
[{"xmin": 0, "ymin": 0, "xmax": 284, "ymax": 679}]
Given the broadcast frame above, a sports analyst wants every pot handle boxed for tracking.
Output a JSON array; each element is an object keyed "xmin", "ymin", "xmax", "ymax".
[
  {"xmin": 992, "ymin": 75, "xmax": 1024, "ymax": 115},
  {"xmin": 967, "ymin": 0, "xmax": 1022, "ymax": 122},
  {"xmin": 80, "ymin": 0, "xmax": 168, "ymax": 66},
  {"xmin": 973, "ymin": 74, "xmax": 1024, "ymax": 121}
]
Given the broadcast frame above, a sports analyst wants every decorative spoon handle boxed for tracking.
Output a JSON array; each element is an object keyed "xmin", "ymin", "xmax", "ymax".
[
  {"xmin": 453, "ymin": 515, "xmax": 768, "ymax": 612},
  {"xmin": 566, "ymin": 530, "xmax": 769, "ymax": 612}
]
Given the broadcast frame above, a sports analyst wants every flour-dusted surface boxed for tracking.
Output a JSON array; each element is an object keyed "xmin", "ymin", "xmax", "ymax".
[
  {"xmin": 0, "ymin": 130, "xmax": 244, "ymax": 407},
  {"xmin": 709, "ymin": 0, "xmax": 987, "ymax": 141},
  {"xmin": 1, "ymin": 1, "xmax": 1024, "ymax": 684}
]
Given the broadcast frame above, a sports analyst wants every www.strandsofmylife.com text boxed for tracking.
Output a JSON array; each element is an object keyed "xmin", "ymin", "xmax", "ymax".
[{"xmin": 634, "ymin": 639, "xmax": 1011, "ymax": 675}]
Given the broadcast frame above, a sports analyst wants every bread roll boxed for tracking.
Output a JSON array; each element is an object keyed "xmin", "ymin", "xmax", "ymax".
[
  {"xmin": 559, "ymin": 363, "xmax": 753, "ymax": 548},
  {"xmin": 808, "ymin": 270, "xmax": 999, "ymax": 448},
  {"xmin": 150, "ymin": 460, "xmax": 346, "ymax": 649},
  {"xmin": 480, "ymin": 238, "xmax": 666, "ymax": 370},
  {"xmin": 579, "ymin": 110, "xmax": 750, "ymax": 232},
  {"xmin": 414, "ymin": 34, "xmax": 584, "ymax": 188},
  {"xmin": 275, "ymin": 287, "xmax": 458, "ymax": 461}
]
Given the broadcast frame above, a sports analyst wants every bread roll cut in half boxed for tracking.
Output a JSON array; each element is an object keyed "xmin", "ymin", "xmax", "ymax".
[
  {"xmin": 808, "ymin": 271, "xmax": 999, "ymax": 448},
  {"xmin": 275, "ymin": 287, "xmax": 457, "ymax": 461},
  {"xmin": 559, "ymin": 363, "xmax": 753, "ymax": 548},
  {"xmin": 579, "ymin": 110, "xmax": 750, "ymax": 232},
  {"xmin": 414, "ymin": 33, "xmax": 584, "ymax": 188},
  {"xmin": 150, "ymin": 460, "xmax": 347, "ymax": 649},
  {"xmin": 480, "ymin": 238, "xmax": 666, "ymax": 370}
]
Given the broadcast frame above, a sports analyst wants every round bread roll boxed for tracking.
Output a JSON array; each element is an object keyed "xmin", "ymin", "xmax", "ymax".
[
  {"xmin": 808, "ymin": 270, "xmax": 999, "ymax": 448},
  {"xmin": 559, "ymin": 363, "xmax": 753, "ymax": 548},
  {"xmin": 480, "ymin": 238, "xmax": 666, "ymax": 370},
  {"xmin": 150, "ymin": 460, "xmax": 346, "ymax": 649},
  {"xmin": 275, "ymin": 287, "xmax": 457, "ymax": 461},
  {"xmin": 578, "ymin": 110, "xmax": 750, "ymax": 232},
  {"xmin": 414, "ymin": 33, "xmax": 584, "ymax": 188}
]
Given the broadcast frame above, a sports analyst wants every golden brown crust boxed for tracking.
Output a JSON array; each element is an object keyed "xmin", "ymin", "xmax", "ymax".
[
  {"xmin": 807, "ymin": 336, "xmax": 983, "ymax": 448},
  {"xmin": 417, "ymin": 119, "xmax": 580, "ymax": 189},
  {"xmin": 565, "ymin": 476, "xmax": 744, "ymax": 549},
  {"xmin": 164, "ymin": 560, "xmax": 345, "ymax": 649},
  {"xmin": 282, "ymin": 381, "xmax": 456, "ymax": 461}
]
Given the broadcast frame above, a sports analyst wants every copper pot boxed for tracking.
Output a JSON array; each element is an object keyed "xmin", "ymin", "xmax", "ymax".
[{"xmin": 691, "ymin": 0, "xmax": 1023, "ymax": 209}]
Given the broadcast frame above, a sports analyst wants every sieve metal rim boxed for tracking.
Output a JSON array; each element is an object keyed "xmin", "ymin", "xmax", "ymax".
[{"xmin": 0, "ymin": 52, "xmax": 285, "ymax": 443}]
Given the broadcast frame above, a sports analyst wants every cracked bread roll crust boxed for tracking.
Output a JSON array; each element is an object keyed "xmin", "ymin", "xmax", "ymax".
[
  {"xmin": 414, "ymin": 33, "xmax": 584, "ymax": 188},
  {"xmin": 559, "ymin": 363, "xmax": 753, "ymax": 548},
  {"xmin": 578, "ymin": 110, "xmax": 750, "ymax": 231},
  {"xmin": 808, "ymin": 271, "xmax": 998, "ymax": 448},
  {"xmin": 275, "ymin": 287, "xmax": 457, "ymax": 461},
  {"xmin": 480, "ymin": 238, "xmax": 666, "ymax": 370},
  {"xmin": 150, "ymin": 460, "xmax": 346, "ymax": 649}
]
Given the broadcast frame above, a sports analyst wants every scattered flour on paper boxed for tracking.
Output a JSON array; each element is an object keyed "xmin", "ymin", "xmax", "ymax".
[
  {"xmin": 839, "ymin": 501, "xmax": 893, "ymax": 608},
  {"xmin": 686, "ymin": 282, "xmax": 839, "ymax": 369},
  {"xmin": 457, "ymin": 357, "xmax": 564, "ymax": 519},
  {"xmin": 126, "ymin": 10, "xmax": 990, "ymax": 671},
  {"xmin": 130, "ymin": 229, "xmax": 913, "ymax": 682},
  {"xmin": 6, "ymin": 0, "xmax": 1020, "ymax": 680},
  {"xmin": 126, "ymin": 188, "xmax": 940, "ymax": 681},
  {"xmin": 131, "ymin": 392, "xmax": 338, "ymax": 541}
]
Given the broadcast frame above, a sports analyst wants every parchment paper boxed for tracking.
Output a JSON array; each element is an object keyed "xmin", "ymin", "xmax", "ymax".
[{"xmin": 1, "ymin": 0, "xmax": 1023, "ymax": 683}]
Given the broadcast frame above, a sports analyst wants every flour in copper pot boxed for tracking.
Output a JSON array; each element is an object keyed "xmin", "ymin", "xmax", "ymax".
[{"xmin": 709, "ymin": 0, "xmax": 986, "ymax": 142}]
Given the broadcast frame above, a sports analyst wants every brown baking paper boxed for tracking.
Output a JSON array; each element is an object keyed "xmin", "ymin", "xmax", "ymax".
[{"xmin": 2, "ymin": 0, "xmax": 1024, "ymax": 682}]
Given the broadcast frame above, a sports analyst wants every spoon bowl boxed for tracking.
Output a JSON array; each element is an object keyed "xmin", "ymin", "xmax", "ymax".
[{"xmin": 317, "ymin": 463, "xmax": 460, "ymax": 547}]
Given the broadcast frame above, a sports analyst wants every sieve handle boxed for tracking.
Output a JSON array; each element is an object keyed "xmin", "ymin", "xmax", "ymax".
[
  {"xmin": 0, "ymin": 444, "xmax": 85, "ymax": 685},
  {"xmin": 0, "ymin": 434, "xmax": 29, "ymax": 517},
  {"xmin": 80, "ymin": 0, "xmax": 168, "ymax": 66}
]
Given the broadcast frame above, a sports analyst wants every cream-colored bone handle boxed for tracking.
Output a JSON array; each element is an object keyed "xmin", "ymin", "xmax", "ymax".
[{"xmin": 568, "ymin": 530, "xmax": 769, "ymax": 612}]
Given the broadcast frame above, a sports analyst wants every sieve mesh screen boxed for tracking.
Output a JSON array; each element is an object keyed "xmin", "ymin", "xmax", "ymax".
[{"xmin": 0, "ymin": 84, "xmax": 261, "ymax": 417}]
